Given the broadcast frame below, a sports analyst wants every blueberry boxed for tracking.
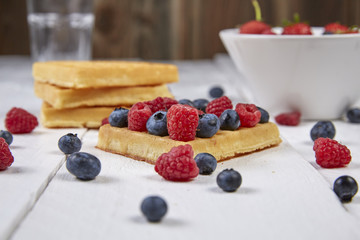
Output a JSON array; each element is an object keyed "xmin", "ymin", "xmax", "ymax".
[
  {"xmin": 333, "ymin": 175, "xmax": 358, "ymax": 202},
  {"xmin": 58, "ymin": 133, "xmax": 82, "ymax": 154},
  {"xmin": 196, "ymin": 114, "xmax": 220, "ymax": 138},
  {"xmin": 209, "ymin": 86, "xmax": 224, "ymax": 98},
  {"xmin": 109, "ymin": 108, "xmax": 129, "ymax": 128},
  {"xmin": 257, "ymin": 106, "xmax": 269, "ymax": 123},
  {"xmin": 217, "ymin": 169, "xmax": 242, "ymax": 192},
  {"xmin": 219, "ymin": 109, "xmax": 240, "ymax": 130},
  {"xmin": 346, "ymin": 108, "xmax": 360, "ymax": 123},
  {"xmin": 310, "ymin": 121, "xmax": 336, "ymax": 141},
  {"xmin": 0, "ymin": 130, "xmax": 13, "ymax": 145},
  {"xmin": 193, "ymin": 99, "xmax": 209, "ymax": 112},
  {"xmin": 140, "ymin": 196, "xmax": 168, "ymax": 222},
  {"xmin": 178, "ymin": 99, "xmax": 195, "ymax": 107},
  {"xmin": 146, "ymin": 111, "xmax": 168, "ymax": 136},
  {"xmin": 66, "ymin": 152, "xmax": 101, "ymax": 180},
  {"xmin": 194, "ymin": 153, "xmax": 217, "ymax": 175}
]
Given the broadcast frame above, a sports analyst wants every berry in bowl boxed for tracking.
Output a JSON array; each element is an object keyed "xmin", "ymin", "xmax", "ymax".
[{"xmin": 219, "ymin": 1, "xmax": 360, "ymax": 120}]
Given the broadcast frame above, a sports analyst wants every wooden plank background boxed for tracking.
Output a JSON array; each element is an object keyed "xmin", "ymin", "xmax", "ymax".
[{"xmin": 0, "ymin": 0, "xmax": 359, "ymax": 59}]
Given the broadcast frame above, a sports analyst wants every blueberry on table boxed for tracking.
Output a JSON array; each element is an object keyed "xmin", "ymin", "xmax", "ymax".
[
  {"xmin": 219, "ymin": 109, "xmax": 240, "ymax": 130},
  {"xmin": 194, "ymin": 153, "xmax": 217, "ymax": 175},
  {"xmin": 109, "ymin": 107, "xmax": 129, "ymax": 128},
  {"xmin": 146, "ymin": 111, "xmax": 168, "ymax": 136},
  {"xmin": 58, "ymin": 133, "xmax": 82, "ymax": 154},
  {"xmin": 209, "ymin": 86, "xmax": 224, "ymax": 98},
  {"xmin": 178, "ymin": 99, "xmax": 195, "ymax": 107},
  {"xmin": 333, "ymin": 175, "xmax": 358, "ymax": 203},
  {"xmin": 0, "ymin": 130, "xmax": 13, "ymax": 145},
  {"xmin": 141, "ymin": 196, "xmax": 168, "ymax": 222},
  {"xmin": 193, "ymin": 99, "xmax": 209, "ymax": 112},
  {"xmin": 217, "ymin": 169, "xmax": 242, "ymax": 192},
  {"xmin": 310, "ymin": 121, "xmax": 336, "ymax": 141},
  {"xmin": 66, "ymin": 152, "xmax": 101, "ymax": 180},
  {"xmin": 346, "ymin": 108, "xmax": 360, "ymax": 123},
  {"xmin": 256, "ymin": 106, "xmax": 270, "ymax": 123},
  {"xmin": 196, "ymin": 114, "xmax": 220, "ymax": 138}
]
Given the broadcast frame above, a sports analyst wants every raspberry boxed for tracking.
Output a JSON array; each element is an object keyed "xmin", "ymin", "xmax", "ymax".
[
  {"xmin": 275, "ymin": 111, "xmax": 301, "ymax": 126},
  {"xmin": 313, "ymin": 138, "xmax": 351, "ymax": 168},
  {"xmin": 5, "ymin": 107, "xmax": 38, "ymax": 134},
  {"xmin": 205, "ymin": 96, "xmax": 233, "ymax": 117},
  {"xmin": 155, "ymin": 144, "xmax": 199, "ymax": 181},
  {"xmin": 101, "ymin": 117, "xmax": 109, "ymax": 126},
  {"xmin": 235, "ymin": 103, "xmax": 261, "ymax": 127},
  {"xmin": 144, "ymin": 97, "xmax": 178, "ymax": 113},
  {"xmin": 128, "ymin": 102, "xmax": 152, "ymax": 132},
  {"xmin": 0, "ymin": 138, "xmax": 14, "ymax": 170},
  {"xmin": 167, "ymin": 104, "xmax": 199, "ymax": 141}
]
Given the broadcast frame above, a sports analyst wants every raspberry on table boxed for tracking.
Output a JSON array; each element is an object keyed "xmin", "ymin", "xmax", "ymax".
[
  {"xmin": 275, "ymin": 111, "xmax": 301, "ymax": 126},
  {"xmin": 5, "ymin": 107, "xmax": 38, "ymax": 134},
  {"xmin": 128, "ymin": 102, "xmax": 152, "ymax": 132},
  {"xmin": 155, "ymin": 144, "xmax": 199, "ymax": 181},
  {"xmin": 235, "ymin": 103, "xmax": 261, "ymax": 127},
  {"xmin": 0, "ymin": 138, "xmax": 14, "ymax": 170},
  {"xmin": 206, "ymin": 96, "xmax": 233, "ymax": 117},
  {"xmin": 143, "ymin": 97, "xmax": 178, "ymax": 113},
  {"xmin": 167, "ymin": 104, "xmax": 199, "ymax": 141},
  {"xmin": 313, "ymin": 138, "xmax": 351, "ymax": 168}
]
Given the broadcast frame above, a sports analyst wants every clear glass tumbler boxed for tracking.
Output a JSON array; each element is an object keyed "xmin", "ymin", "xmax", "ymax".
[{"xmin": 26, "ymin": 0, "xmax": 94, "ymax": 61}]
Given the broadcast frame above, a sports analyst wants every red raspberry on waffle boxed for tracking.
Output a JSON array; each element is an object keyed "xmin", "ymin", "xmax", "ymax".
[
  {"xmin": 167, "ymin": 104, "xmax": 199, "ymax": 141},
  {"xmin": 205, "ymin": 96, "xmax": 233, "ymax": 117},
  {"xmin": 128, "ymin": 102, "xmax": 152, "ymax": 132},
  {"xmin": 235, "ymin": 103, "xmax": 261, "ymax": 127},
  {"xmin": 275, "ymin": 111, "xmax": 301, "ymax": 126},
  {"xmin": 155, "ymin": 144, "xmax": 199, "ymax": 181},
  {"xmin": 0, "ymin": 138, "xmax": 14, "ymax": 170},
  {"xmin": 144, "ymin": 97, "xmax": 178, "ymax": 113},
  {"xmin": 5, "ymin": 107, "xmax": 38, "ymax": 134},
  {"xmin": 313, "ymin": 138, "xmax": 351, "ymax": 168}
]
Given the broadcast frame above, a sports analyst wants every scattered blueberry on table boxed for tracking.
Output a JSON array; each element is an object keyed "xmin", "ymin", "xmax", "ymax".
[
  {"xmin": 58, "ymin": 133, "xmax": 82, "ymax": 154},
  {"xmin": 333, "ymin": 175, "xmax": 358, "ymax": 203},
  {"xmin": 346, "ymin": 108, "xmax": 360, "ymax": 123},
  {"xmin": 310, "ymin": 121, "xmax": 336, "ymax": 141},
  {"xmin": 194, "ymin": 153, "xmax": 217, "ymax": 175},
  {"xmin": 196, "ymin": 114, "xmax": 220, "ymax": 138},
  {"xmin": 146, "ymin": 111, "xmax": 168, "ymax": 136},
  {"xmin": 209, "ymin": 86, "xmax": 224, "ymax": 98},
  {"xmin": 0, "ymin": 130, "xmax": 13, "ymax": 145},
  {"xmin": 217, "ymin": 169, "xmax": 242, "ymax": 192},
  {"xmin": 141, "ymin": 196, "xmax": 168, "ymax": 222},
  {"xmin": 66, "ymin": 152, "xmax": 101, "ymax": 181}
]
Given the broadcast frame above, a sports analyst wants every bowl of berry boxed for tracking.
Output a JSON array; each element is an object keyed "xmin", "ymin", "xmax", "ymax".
[{"xmin": 219, "ymin": 1, "xmax": 360, "ymax": 120}]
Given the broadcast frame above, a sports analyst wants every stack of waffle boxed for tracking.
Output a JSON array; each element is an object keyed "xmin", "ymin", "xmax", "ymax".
[{"xmin": 32, "ymin": 61, "xmax": 178, "ymax": 128}]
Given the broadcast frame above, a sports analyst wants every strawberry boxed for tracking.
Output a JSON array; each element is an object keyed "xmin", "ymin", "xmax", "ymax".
[
  {"xmin": 282, "ymin": 13, "xmax": 312, "ymax": 35},
  {"xmin": 239, "ymin": 0, "xmax": 274, "ymax": 35},
  {"xmin": 324, "ymin": 22, "xmax": 349, "ymax": 34}
]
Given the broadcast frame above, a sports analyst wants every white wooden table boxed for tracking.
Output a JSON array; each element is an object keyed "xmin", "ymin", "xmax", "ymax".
[{"xmin": 0, "ymin": 55, "xmax": 359, "ymax": 240}]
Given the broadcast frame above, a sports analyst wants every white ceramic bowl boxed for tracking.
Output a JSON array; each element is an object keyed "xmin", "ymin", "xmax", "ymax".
[{"xmin": 220, "ymin": 27, "xmax": 360, "ymax": 120}]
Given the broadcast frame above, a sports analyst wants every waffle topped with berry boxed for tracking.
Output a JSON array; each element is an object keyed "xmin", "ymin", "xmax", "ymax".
[{"xmin": 96, "ymin": 96, "xmax": 282, "ymax": 164}]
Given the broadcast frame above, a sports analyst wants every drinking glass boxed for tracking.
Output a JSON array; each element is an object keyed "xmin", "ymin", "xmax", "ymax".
[{"xmin": 26, "ymin": 0, "xmax": 94, "ymax": 61}]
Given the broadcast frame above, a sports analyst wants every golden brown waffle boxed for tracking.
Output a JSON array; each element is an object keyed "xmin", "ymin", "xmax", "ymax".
[
  {"xmin": 34, "ymin": 82, "xmax": 174, "ymax": 109},
  {"xmin": 40, "ymin": 102, "xmax": 116, "ymax": 128},
  {"xmin": 33, "ymin": 61, "xmax": 178, "ymax": 89},
  {"xmin": 96, "ymin": 123, "xmax": 282, "ymax": 164}
]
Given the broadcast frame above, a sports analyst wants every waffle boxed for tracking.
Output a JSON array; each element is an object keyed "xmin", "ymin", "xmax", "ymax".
[
  {"xmin": 97, "ymin": 123, "xmax": 282, "ymax": 164},
  {"xmin": 33, "ymin": 61, "xmax": 178, "ymax": 89},
  {"xmin": 34, "ymin": 82, "xmax": 174, "ymax": 109},
  {"xmin": 40, "ymin": 102, "xmax": 116, "ymax": 128}
]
